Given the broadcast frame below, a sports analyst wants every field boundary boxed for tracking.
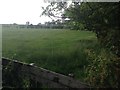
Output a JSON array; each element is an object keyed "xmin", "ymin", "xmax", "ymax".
[{"xmin": 2, "ymin": 57, "xmax": 90, "ymax": 88}]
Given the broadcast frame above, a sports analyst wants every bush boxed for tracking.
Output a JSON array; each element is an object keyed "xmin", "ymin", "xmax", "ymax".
[{"xmin": 85, "ymin": 48, "xmax": 119, "ymax": 88}]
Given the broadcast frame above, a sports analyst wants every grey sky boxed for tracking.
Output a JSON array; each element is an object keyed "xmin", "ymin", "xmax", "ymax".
[
  {"xmin": 0, "ymin": 0, "xmax": 119, "ymax": 25},
  {"xmin": 0, "ymin": 0, "xmax": 52, "ymax": 25}
]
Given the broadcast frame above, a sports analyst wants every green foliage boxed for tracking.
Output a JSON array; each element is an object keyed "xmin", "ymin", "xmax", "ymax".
[
  {"xmin": 85, "ymin": 48, "xmax": 119, "ymax": 88},
  {"xmin": 101, "ymin": 30, "xmax": 120, "ymax": 57},
  {"xmin": 70, "ymin": 2, "xmax": 120, "ymax": 57},
  {"xmin": 41, "ymin": 2, "xmax": 120, "ymax": 57}
]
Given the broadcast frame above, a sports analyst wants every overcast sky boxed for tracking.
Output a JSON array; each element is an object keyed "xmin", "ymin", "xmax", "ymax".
[{"xmin": 0, "ymin": 0, "xmax": 52, "ymax": 25}]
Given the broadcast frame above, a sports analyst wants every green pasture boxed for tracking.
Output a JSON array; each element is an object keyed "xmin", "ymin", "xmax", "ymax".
[{"xmin": 2, "ymin": 27, "xmax": 99, "ymax": 81}]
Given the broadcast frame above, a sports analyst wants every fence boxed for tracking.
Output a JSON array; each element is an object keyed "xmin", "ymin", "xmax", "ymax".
[{"xmin": 2, "ymin": 57, "xmax": 90, "ymax": 88}]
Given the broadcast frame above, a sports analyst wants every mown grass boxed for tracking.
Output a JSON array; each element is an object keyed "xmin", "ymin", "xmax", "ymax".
[{"xmin": 2, "ymin": 26, "xmax": 99, "ymax": 81}]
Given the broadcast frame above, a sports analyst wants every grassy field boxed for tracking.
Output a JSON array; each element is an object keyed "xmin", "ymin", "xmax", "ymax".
[{"xmin": 2, "ymin": 26, "xmax": 99, "ymax": 81}]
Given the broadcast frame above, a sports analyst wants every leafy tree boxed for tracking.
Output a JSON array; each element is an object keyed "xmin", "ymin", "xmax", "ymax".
[{"xmin": 41, "ymin": 2, "xmax": 120, "ymax": 57}]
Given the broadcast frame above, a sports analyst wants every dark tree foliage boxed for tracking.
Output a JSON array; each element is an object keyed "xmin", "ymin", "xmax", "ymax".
[
  {"xmin": 81, "ymin": 2, "xmax": 120, "ymax": 57},
  {"xmin": 41, "ymin": 2, "xmax": 120, "ymax": 57}
]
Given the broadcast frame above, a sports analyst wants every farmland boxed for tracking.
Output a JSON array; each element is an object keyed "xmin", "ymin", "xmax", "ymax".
[{"xmin": 2, "ymin": 26, "xmax": 98, "ymax": 81}]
